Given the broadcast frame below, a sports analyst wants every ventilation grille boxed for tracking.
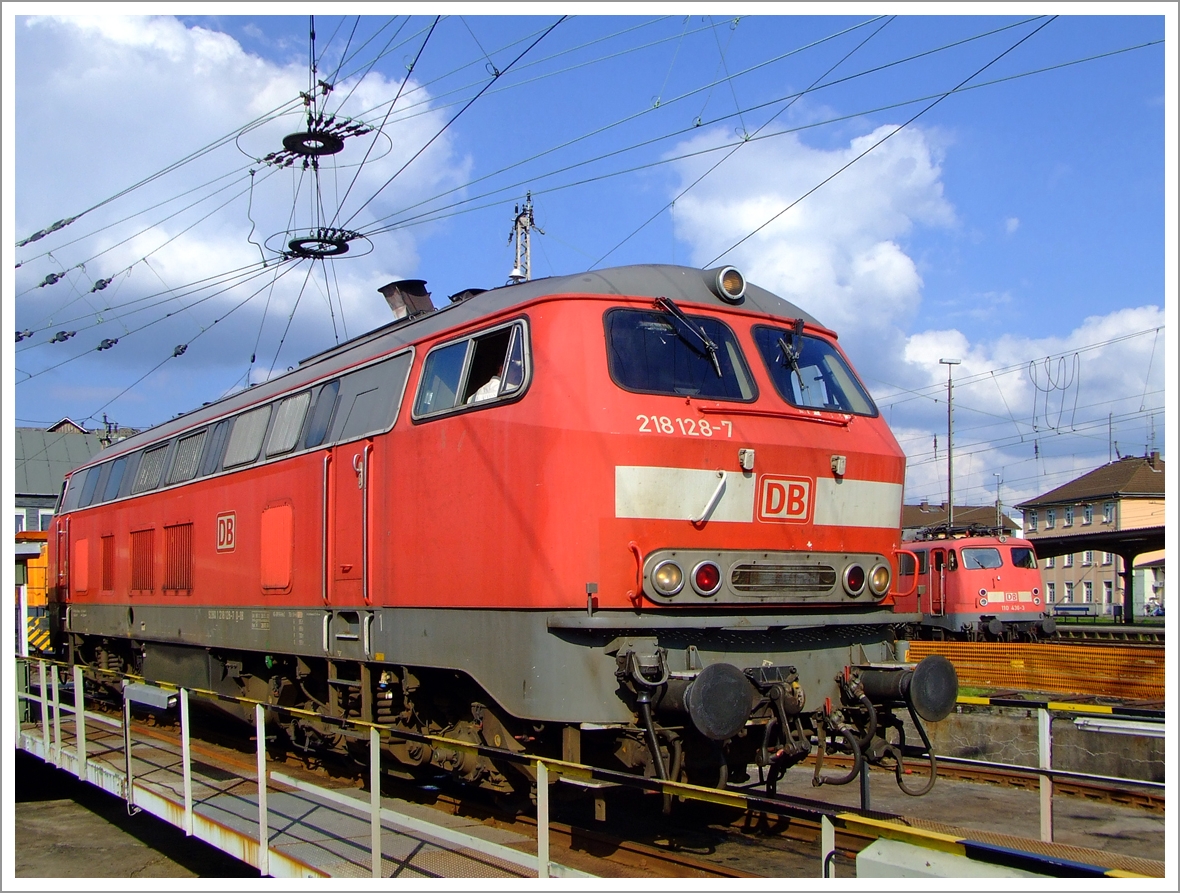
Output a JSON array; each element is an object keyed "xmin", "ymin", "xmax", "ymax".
[
  {"xmin": 730, "ymin": 564, "xmax": 836, "ymax": 593},
  {"xmin": 101, "ymin": 535, "xmax": 114, "ymax": 591},
  {"xmin": 131, "ymin": 529, "xmax": 154, "ymax": 591},
  {"xmin": 164, "ymin": 523, "xmax": 193, "ymax": 591}
]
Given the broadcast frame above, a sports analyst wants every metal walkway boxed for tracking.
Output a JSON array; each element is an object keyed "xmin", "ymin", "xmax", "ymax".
[{"xmin": 15, "ymin": 662, "xmax": 588, "ymax": 879}]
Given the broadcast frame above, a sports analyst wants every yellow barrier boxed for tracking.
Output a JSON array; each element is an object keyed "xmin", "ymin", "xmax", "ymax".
[{"xmin": 906, "ymin": 642, "xmax": 1164, "ymax": 701}]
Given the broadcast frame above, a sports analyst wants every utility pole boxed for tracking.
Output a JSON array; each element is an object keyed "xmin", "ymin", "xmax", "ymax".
[
  {"xmin": 994, "ymin": 472, "xmax": 1002, "ymax": 530},
  {"xmin": 507, "ymin": 192, "xmax": 543, "ymax": 284},
  {"xmin": 940, "ymin": 358, "xmax": 961, "ymax": 534}
]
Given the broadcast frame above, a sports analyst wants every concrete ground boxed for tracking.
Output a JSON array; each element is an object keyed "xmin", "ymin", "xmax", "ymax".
[
  {"xmin": 769, "ymin": 761, "xmax": 1165, "ymax": 863},
  {"xmin": 13, "ymin": 750, "xmax": 255, "ymax": 878}
]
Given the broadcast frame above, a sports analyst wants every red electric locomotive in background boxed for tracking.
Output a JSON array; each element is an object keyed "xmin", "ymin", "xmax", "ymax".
[
  {"xmin": 49, "ymin": 264, "xmax": 956, "ymax": 796},
  {"xmin": 894, "ymin": 532, "xmax": 1056, "ymax": 641}
]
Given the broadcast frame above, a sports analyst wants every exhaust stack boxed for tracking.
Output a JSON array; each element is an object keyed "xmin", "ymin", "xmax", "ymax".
[{"xmin": 379, "ymin": 279, "xmax": 433, "ymax": 321}]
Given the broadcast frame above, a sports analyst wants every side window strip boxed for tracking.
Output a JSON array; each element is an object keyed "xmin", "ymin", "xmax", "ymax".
[
  {"xmin": 133, "ymin": 446, "xmax": 169, "ymax": 494},
  {"xmin": 101, "ymin": 456, "xmax": 129, "ymax": 502},
  {"xmin": 303, "ymin": 380, "xmax": 340, "ymax": 449},
  {"xmin": 267, "ymin": 391, "xmax": 312, "ymax": 456},
  {"xmin": 328, "ymin": 351, "xmax": 413, "ymax": 443},
  {"xmin": 78, "ymin": 466, "xmax": 103, "ymax": 508},
  {"xmin": 200, "ymin": 419, "xmax": 232, "ymax": 476},
  {"xmin": 168, "ymin": 430, "xmax": 208, "ymax": 484},
  {"xmin": 224, "ymin": 405, "xmax": 272, "ymax": 468}
]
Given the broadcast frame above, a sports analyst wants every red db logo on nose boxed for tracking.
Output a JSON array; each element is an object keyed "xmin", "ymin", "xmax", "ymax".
[
  {"xmin": 758, "ymin": 476, "xmax": 812, "ymax": 523},
  {"xmin": 216, "ymin": 512, "xmax": 236, "ymax": 552}
]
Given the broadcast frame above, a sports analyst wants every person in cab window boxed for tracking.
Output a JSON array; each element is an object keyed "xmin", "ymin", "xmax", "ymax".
[{"xmin": 467, "ymin": 359, "xmax": 503, "ymax": 404}]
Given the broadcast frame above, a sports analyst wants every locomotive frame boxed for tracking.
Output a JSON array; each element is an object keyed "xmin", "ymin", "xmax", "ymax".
[{"xmin": 49, "ymin": 264, "xmax": 957, "ymax": 797}]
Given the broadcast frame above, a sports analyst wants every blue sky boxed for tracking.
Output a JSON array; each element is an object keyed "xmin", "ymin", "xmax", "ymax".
[{"xmin": 6, "ymin": 9, "xmax": 1174, "ymax": 514}]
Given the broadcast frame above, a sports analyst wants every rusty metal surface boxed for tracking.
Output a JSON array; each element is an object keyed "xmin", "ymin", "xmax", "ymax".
[{"xmin": 906, "ymin": 641, "xmax": 1164, "ymax": 700}]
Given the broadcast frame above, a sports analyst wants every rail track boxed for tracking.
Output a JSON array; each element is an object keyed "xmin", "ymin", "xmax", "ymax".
[
  {"xmin": 1053, "ymin": 623, "xmax": 1164, "ymax": 645},
  {"xmin": 83, "ymin": 698, "xmax": 1161, "ymax": 878}
]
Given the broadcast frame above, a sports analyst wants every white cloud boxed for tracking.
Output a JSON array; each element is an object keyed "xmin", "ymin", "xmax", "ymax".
[
  {"xmin": 669, "ymin": 123, "xmax": 954, "ymax": 339},
  {"xmin": 15, "ymin": 15, "xmax": 471, "ymax": 425},
  {"xmin": 666, "ymin": 122, "xmax": 1165, "ymax": 512},
  {"xmin": 897, "ymin": 305, "xmax": 1165, "ymax": 508},
  {"xmin": 1005, "ymin": 216, "xmax": 1020, "ymax": 234}
]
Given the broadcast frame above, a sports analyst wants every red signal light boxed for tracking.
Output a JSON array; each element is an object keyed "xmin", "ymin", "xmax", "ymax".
[{"xmin": 692, "ymin": 561, "xmax": 722, "ymax": 596}]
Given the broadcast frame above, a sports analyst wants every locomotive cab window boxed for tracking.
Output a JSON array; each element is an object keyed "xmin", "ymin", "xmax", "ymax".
[
  {"xmin": 605, "ymin": 308, "xmax": 755, "ymax": 401},
  {"xmin": 414, "ymin": 322, "xmax": 529, "ymax": 419},
  {"xmin": 899, "ymin": 550, "xmax": 929, "ymax": 576},
  {"xmin": 960, "ymin": 547, "xmax": 1003, "ymax": 570},
  {"xmin": 753, "ymin": 326, "xmax": 877, "ymax": 416},
  {"xmin": 1011, "ymin": 547, "xmax": 1037, "ymax": 569}
]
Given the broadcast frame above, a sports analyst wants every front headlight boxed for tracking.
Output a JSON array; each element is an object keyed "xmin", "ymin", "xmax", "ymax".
[
  {"xmin": 652, "ymin": 560, "xmax": 684, "ymax": 596},
  {"xmin": 868, "ymin": 563, "xmax": 891, "ymax": 597}
]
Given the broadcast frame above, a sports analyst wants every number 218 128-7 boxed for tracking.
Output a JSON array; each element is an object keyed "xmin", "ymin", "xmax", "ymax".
[{"xmin": 637, "ymin": 415, "xmax": 732, "ymax": 437}]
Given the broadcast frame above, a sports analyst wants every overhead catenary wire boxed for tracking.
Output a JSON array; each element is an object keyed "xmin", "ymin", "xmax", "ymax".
[
  {"xmin": 18, "ymin": 176, "xmax": 288, "ymax": 345},
  {"xmin": 19, "ymin": 164, "xmax": 289, "ymax": 339},
  {"xmin": 358, "ymin": 26, "xmax": 1148, "ymax": 244},
  {"xmin": 866, "ymin": 325, "xmax": 1164, "ymax": 408},
  {"xmin": 704, "ymin": 16, "xmax": 1060, "ymax": 267},
  {"xmin": 18, "ymin": 255, "xmax": 283, "ymax": 337},
  {"xmin": 18, "ymin": 19, "xmax": 1161, "ymax": 443},
  {"xmin": 340, "ymin": 15, "xmax": 569, "ymax": 231},
  {"xmin": 76, "ymin": 259, "xmax": 309, "ymax": 423},
  {"xmin": 17, "ymin": 257, "xmax": 301, "ymax": 383},
  {"xmin": 356, "ymin": 15, "xmax": 891, "ymax": 237},
  {"xmin": 16, "ymin": 12, "xmax": 1104, "ymax": 318},
  {"xmin": 15, "ymin": 94, "xmax": 305, "ymax": 251},
  {"xmin": 589, "ymin": 15, "xmax": 895, "ymax": 268},
  {"xmin": 328, "ymin": 16, "xmax": 442, "ymax": 233}
]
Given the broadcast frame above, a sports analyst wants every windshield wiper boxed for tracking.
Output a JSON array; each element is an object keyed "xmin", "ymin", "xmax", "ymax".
[
  {"xmin": 777, "ymin": 318, "xmax": 809, "ymax": 398},
  {"xmin": 654, "ymin": 296, "xmax": 722, "ymax": 378}
]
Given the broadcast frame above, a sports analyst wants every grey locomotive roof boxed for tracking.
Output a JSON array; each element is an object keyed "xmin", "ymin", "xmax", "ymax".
[{"xmin": 78, "ymin": 264, "xmax": 821, "ymax": 468}]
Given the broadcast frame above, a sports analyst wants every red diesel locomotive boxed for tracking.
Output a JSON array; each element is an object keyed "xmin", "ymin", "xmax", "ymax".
[
  {"xmin": 49, "ymin": 264, "xmax": 956, "ymax": 796},
  {"xmin": 894, "ymin": 532, "xmax": 1056, "ymax": 641}
]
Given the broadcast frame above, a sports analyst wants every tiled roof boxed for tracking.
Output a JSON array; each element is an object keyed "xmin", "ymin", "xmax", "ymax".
[
  {"xmin": 1016, "ymin": 455, "xmax": 1165, "ymax": 509},
  {"xmin": 902, "ymin": 504, "xmax": 1017, "ymax": 530},
  {"xmin": 15, "ymin": 428, "xmax": 105, "ymax": 498}
]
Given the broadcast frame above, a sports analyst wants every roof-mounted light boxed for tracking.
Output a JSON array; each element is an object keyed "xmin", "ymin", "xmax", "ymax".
[{"xmin": 707, "ymin": 266, "xmax": 746, "ymax": 303}]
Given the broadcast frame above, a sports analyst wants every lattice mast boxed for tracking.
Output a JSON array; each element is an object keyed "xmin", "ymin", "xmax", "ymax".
[{"xmin": 508, "ymin": 193, "xmax": 543, "ymax": 283}]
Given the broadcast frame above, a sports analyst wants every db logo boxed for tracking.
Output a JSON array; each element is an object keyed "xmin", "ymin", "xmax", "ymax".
[
  {"xmin": 757, "ymin": 475, "xmax": 813, "ymax": 523},
  {"xmin": 216, "ymin": 512, "xmax": 236, "ymax": 552},
  {"xmin": 1004, "ymin": 592, "xmax": 1018, "ymax": 602}
]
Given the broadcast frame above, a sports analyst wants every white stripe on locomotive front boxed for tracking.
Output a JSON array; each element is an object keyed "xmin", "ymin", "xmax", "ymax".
[
  {"xmin": 614, "ymin": 466, "xmax": 756, "ymax": 522},
  {"xmin": 614, "ymin": 465, "xmax": 902, "ymax": 528},
  {"xmin": 811, "ymin": 478, "xmax": 903, "ymax": 529}
]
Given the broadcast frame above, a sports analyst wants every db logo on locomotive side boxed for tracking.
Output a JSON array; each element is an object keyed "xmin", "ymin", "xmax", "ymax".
[
  {"xmin": 757, "ymin": 475, "xmax": 813, "ymax": 523},
  {"xmin": 216, "ymin": 512, "xmax": 236, "ymax": 552}
]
